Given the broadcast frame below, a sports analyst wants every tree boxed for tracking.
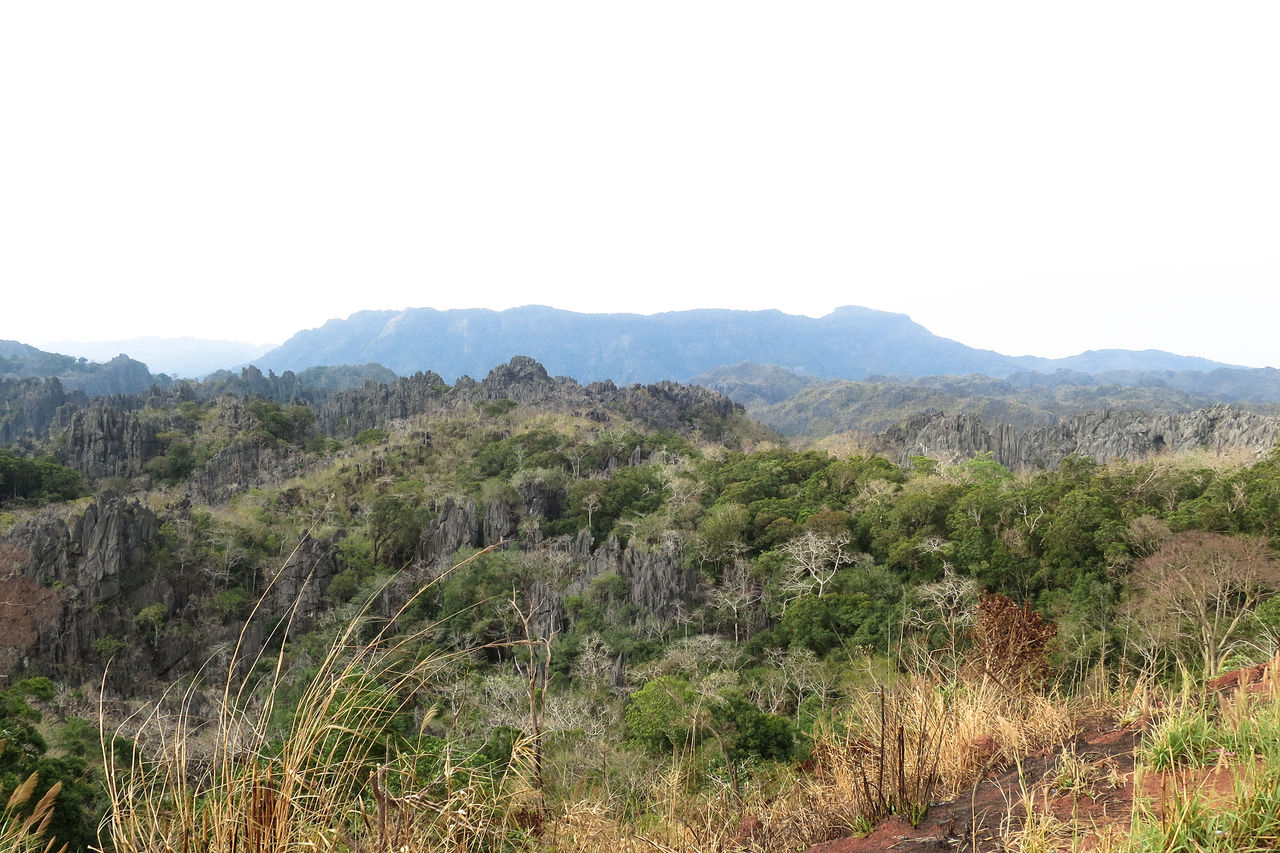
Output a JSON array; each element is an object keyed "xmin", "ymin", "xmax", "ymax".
[
  {"xmin": 902, "ymin": 567, "xmax": 981, "ymax": 673},
  {"xmin": 1124, "ymin": 531, "xmax": 1280, "ymax": 676},
  {"xmin": 778, "ymin": 529, "xmax": 852, "ymax": 605},
  {"xmin": 711, "ymin": 559, "xmax": 762, "ymax": 643},
  {"xmin": 710, "ymin": 691, "xmax": 795, "ymax": 763},
  {"xmin": 624, "ymin": 676, "xmax": 701, "ymax": 753},
  {"xmin": 0, "ymin": 450, "xmax": 85, "ymax": 505},
  {"xmin": 134, "ymin": 602, "xmax": 168, "ymax": 643},
  {"xmin": 699, "ymin": 502, "xmax": 750, "ymax": 567},
  {"xmin": 368, "ymin": 494, "xmax": 423, "ymax": 569},
  {"xmin": 0, "ymin": 679, "xmax": 108, "ymax": 851}
]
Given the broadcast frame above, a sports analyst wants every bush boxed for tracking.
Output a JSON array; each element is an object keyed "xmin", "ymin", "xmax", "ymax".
[{"xmin": 353, "ymin": 428, "xmax": 389, "ymax": 446}]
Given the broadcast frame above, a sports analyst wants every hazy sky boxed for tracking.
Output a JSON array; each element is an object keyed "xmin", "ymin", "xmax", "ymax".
[{"xmin": 3, "ymin": 3, "xmax": 1278, "ymax": 367}]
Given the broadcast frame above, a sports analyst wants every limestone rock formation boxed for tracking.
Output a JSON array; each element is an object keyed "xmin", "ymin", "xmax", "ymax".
[
  {"xmin": 558, "ymin": 532, "xmax": 698, "ymax": 620},
  {"xmin": 312, "ymin": 371, "xmax": 448, "ymax": 437},
  {"xmin": 0, "ymin": 497, "xmax": 161, "ymax": 682},
  {"xmin": 417, "ymin": 498, "xmax": 481, "ymax": 567},
  {"xmin": 191, "ymin": 440, "xmax": 312, "ymax": 504},
  {"xmin": 483, "ymin": 499, "xmax": 517, "ymax": 547},
  {"xmin": 59, "ymin": 406, "xmax": 165, "ymax": 479},
  {"xmin": 0, "ymin": 377, "xmax": 84, "ymax": 445},
  {"xmin": 271, "ymin": 534, "xmax": 341, "ymax": 631},
  {"xmin": 517, "ymin": 477, "xmax": 565, "ymax": 522},
  {"xmin": 877, "ymin": 404, "xmax": 1280, "ymax": 470},
  {"xmin": 73, "ymin": 496, "xmax": 159, "ymax": 601}
]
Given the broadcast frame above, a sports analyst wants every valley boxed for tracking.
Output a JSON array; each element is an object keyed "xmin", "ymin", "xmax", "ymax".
[{"xmin": 3, "ymin": 351, "xmax": 1280, "ymax": 851}]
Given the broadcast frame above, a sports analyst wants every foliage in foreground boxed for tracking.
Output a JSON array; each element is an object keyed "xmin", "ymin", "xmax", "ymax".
[{"xmin": 101, "ymin": 546, "xmax": 538, "ymax": 853}]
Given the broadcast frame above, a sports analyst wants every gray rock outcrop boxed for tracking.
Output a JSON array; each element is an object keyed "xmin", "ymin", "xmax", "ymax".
[
  {"xmin": 271, "ymin": 534, "xmax": 341, "ymax": 631},
  {"xmin": 60, "ymin": 406, "xmax": 165, "ymax": 479},
  {"xmin": 417, "ymin": 498, "xmax": 481, "ymax": 567},
  {"xmin": 0, "ymin": 497, "xmax": 161, "ymax": 682},
  {"xmin": 878, "ymin": 404, "xmax": 1280, "ymax": 470},
  {"xmin": 483, "ymin": 499, "xmax": 517, "ymax": 547},
  {"xmin": 0, "ymin": 377, "xmax": 83, "ymax": 445}
]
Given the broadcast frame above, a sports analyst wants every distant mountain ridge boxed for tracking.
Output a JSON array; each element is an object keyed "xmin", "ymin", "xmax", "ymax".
[
  {"xmin": 254, "ymin": 305, "xmax": 1239, "ymax": 384},
  {"xmin": 36, "ymin": 336, "xmax": 275, "ymax": 378},
  {"xmin": 0, "ymin": 340, "xmax": 164, "ymax": 396}
]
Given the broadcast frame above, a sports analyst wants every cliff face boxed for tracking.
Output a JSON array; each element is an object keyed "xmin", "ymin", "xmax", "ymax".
[
  {"xmin": 567, "ymin": 532, "xmax": 697, "ymax": 619},
  {"xmin": 60, "ymin": 406, "xmax": 166, "ymax": 479},
  {"xmin": 271, "ymin": 534, "xmax": 341, "ymax": 633},
  {"xmin": 313, "ymin": 371, "xmax": 449, "ymax": 437},
  {"xmin": 0, "ymin": 497, "xmax": 161, "ymax": 682},
  {"xmin": 0, "ymin": 494, "xmax": 344, "ymax": 690},
  {"xmin": 877, "ymin": 404, "xmax": 1280, "ymax": 470},
  {"xmin": 417, "ymin": 498, "xmax": 483, "ymax": 567}
]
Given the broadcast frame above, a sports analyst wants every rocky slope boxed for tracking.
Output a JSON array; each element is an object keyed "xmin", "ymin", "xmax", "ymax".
[
  {"xmin": 0, "ymin": 357, "xmax": 740, "ymax": 694},
  {"xmin": 875, "ymin": 404, "xmax": 1280, "ymax": 470}
]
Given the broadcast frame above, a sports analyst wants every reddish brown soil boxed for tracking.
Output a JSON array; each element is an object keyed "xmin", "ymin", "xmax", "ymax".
[{"xmin": 799, "ymin": 705, "xmax": 1253, "ymax": 853}]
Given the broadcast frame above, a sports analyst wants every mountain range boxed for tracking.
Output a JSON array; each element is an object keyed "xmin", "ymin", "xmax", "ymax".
[
  {"xmin": 12, "ymin": 305, "xmax": 1280, "ymax": 412},
  {"xmin": 249, "ymin": 304, "xmax": 1240, "ymax": 383}
]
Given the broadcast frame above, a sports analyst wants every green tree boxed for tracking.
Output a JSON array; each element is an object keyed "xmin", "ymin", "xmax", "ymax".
[
  {"xmin": 711, "ymin": 691, "xmax": 795, "ymax": 762},
  {"xmin": 0, "ymin": 450, "xmax": 86, "ymax": 505},
  {"xmin": 625, "ymin": 676, "xmax": 701, "ymax": 753},
  {"xmin": 368, "ymin": 493, "xmax": 425, "ymax": 569},
  {"xmin": 0, "ymin": 679, "xmax": 108, "ymax": 851}
]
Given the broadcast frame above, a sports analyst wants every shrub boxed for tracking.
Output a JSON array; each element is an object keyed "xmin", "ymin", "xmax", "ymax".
[{"xmin": 965, "ymin": 592, "xmax": 1056, "ymax": 690}]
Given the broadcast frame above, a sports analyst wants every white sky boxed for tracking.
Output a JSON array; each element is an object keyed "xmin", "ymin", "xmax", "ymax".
[{"xmin": 3, "ymin": 2, "xmax": 1278, "ymax": 367}]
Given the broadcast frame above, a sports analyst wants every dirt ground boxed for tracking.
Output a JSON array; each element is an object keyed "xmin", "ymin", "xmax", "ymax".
[{"xmin": 800, "ymin": 708, "xmax": 1249, "ymax": 853}]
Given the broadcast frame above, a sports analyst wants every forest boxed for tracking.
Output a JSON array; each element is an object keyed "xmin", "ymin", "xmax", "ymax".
[{"xmin": 3, "ymin": 360, "xmax": 1280, "ymax": 851}]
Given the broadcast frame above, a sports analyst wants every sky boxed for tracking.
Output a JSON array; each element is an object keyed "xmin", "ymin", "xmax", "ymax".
[{"xmin": 2, "ymin": 3, "xmax": 1278, "ymax": 367}]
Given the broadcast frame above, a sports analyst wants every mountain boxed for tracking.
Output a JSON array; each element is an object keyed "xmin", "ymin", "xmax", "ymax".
[
  {"xmin": 0, "ymin": 340, "xmax": 165, "ymax": 395},
  {"xmin": 36, "ymin": 336, "xmax": 275, "ymax": 378},
  {"xmin": 254, "ymin": 305, "xmax": 1238, "ymax": 384},
  {"xmin": 1025, "ymin": 348, "xmax": 1234, "ymax": 374}
]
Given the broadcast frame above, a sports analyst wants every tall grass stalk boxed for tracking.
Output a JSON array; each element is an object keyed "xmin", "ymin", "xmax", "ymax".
[
  {"xmin": 100, "ymin": 539, "xmax": 529, "ymax": 853},
  {"xmin": 1, "ymin": 764, "xmax": 67, "ymax": 853}
]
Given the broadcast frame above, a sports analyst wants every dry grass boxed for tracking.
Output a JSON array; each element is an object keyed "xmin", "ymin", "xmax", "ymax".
[
  {"xmin": 100, "ymin": 543, "xmax": 535, "ymax": 853},
  {"xmin": 1, "ymin": 764, "xmax": 67, "ymax": 853},
  {"xmin": 708, "ymin": 675, "xmax": 1083, "ymax": 851}
]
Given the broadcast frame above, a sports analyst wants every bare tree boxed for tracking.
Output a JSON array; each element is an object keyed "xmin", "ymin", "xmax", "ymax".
[
  {"xmin": 511, "ymin": 594, "xmax": 556, "ymax": 802},
  {"xmin": 711, "ymin": 558, "xmax": 762, "ymax": 643},
  {"xmin": 1124, "ymin": 531, "xmax": 1280, "ymax": 676},
  {"xmin": 902, "ymin": 567, "xmax": 981, "ymax": 675},
  {"xmin": 778, "ymin": 529, "xmax": 852, "ymax": 605}
]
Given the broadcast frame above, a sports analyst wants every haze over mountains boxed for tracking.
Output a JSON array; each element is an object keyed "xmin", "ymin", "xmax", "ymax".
[
  {"xmin": 13, "ymin": 305, "xmax": 1280, "ymax": 418},
  {"xmin": 252, "ymin": 305, "xmax": 1240, "ymax": 384},
  {"xmin": 35, "ymin": 337, "xmax": 275, "ymax": 379}
]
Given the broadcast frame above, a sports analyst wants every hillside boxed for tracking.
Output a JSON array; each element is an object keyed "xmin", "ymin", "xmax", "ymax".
[
  {"xmin": 4, "ymin": 357, "xmax": 1280, "ymax": 852},
  {"xmin": 695, "ymin": 363, "xmax": 1280, "ymax": 440}
]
